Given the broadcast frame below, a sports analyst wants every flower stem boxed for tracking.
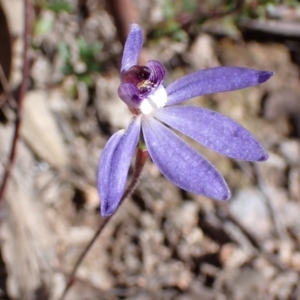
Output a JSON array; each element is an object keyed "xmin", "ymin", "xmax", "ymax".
[{"xmin": 59, "ymin": 148, "xmax": 148, "ymax": 300}]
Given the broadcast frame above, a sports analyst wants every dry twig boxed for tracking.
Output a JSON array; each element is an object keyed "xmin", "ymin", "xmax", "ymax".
[{"xmin": 0, "ymin": 0, "xmax": 31, "ymax": 200}]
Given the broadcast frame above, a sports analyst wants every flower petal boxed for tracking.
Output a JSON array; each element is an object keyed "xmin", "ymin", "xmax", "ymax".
[
  {"xmin": 166, "ymin": 67, "xmax": 274, "ymax": 105},
  {"xmin": 142, "ymin": 117, "xmax": 230, "ymax": 200},
  {"xmin": 154, "ymin": 106, "xmax": 268, "ymax": 161},
  {"xmin": 121, "ymin": 24, "xmax": 143, "ymax": 76},
  {"xmin": 146, "ymin": 60, "xmax": 166, "ymax": 87},
  {"xmin": 98, "ymin": 117, "xmax": 141, "ymax": 216},
  {"xmin": 118, "ymin": 83, "xmax": 141, "ymax": 108}
]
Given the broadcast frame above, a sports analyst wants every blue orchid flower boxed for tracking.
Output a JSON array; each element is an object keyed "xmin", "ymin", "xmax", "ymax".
[{"xmin": 98, "ymin": 24, "xmax": 274, "ymax": 216}]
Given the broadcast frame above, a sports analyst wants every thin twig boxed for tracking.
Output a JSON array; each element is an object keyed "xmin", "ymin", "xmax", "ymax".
[
  {"xmin": 59, "ymin": 148, "xmax": 149, "ymax": 300},
  {"xmin": 0, "ymin": 0, "xmax": 31, "ymax": 200},
  {"xmin": 217, "ymin": 205, "xmax": 288, "ymax": 271},
  {"xmin": 254, "ymin": 164, "xmax": 290, "ymax": 242},
  {"xmin": 146, "ymin": 1, "xmax": 245, "ymax": 40},
  {"xmin": 179, "ymin": 0, "xmax": 245, "ymax": 29}
]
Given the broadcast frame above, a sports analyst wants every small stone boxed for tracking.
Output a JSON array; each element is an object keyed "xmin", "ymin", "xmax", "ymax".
[
  {"xmin": 21, "ymin": 90, "xmax": 68, "ymax": 167},
  {"xmin": 279, "ymin": 139, "xmax": 300, "ymax": 166},
  {"xmin": 229, "ymin": 188, "xmax": 272, "ymax": 239}
]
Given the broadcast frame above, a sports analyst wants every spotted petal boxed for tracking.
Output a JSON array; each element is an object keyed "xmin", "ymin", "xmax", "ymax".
[
  {"xmin": 118, "ymin": 83, "xmax": 141, "ymax": 108},
  {"xmin": 98, "ymin": 117, "xmax": 141, "ymax": 216},
  {"xmin": 154, "ymin": 106, "xmax": 268, "ymax": 161},
  {"xmin": 121, "ymin": 24, "xmax": 143, "ymax": 76},
  {"xmin": 166, "ymin": 67, "xmax": 274, "ymax": 106},
  {"xmin": 142, "ymin": 117, "xmax": 230, "ymax": 200}
]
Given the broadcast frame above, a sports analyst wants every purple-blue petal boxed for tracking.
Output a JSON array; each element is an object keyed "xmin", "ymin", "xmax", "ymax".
[
  {"xmin": 118, "ymin": 83, "xmax": 141, "ymax": 108},
  {"xmin": 121, "ymin": 24, "xmax": 143, "ymax": 76},
  {"xmin": 142, "ymin": 117, "xmax": 230, "ymax": 200},
  {"xmin": 166, "ymin": 67, "xmax": 274, "ymax": 105},
  {"xmin": 154, "ymin": 106, "xmax": 268, "ymax": 161},
  {"xmin": 98, "ymin": 117, "xmax": 141, "ymax": 216},
  {"xmin": 146, "ymin": 60, "xmax": 166, "ymax": 87}
]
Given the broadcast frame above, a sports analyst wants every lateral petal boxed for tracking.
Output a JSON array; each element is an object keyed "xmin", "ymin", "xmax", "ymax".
[
  {"xmin": 98, "ymin": 117, "xmax": 141, "ymax": 216},
  {"xmin": 166, "ymin": 67, "xmax": 274, "ymax": 105},
  {"xmin": 154, "ymin": 106, "xmax": 268, "ymax": 161},
  {"xmin": 121, "ymin": 24, "xmax": 143, "ymax": 76},
  {"xmin": 142, "ymin": 117, "xmax": 230, "ymax": 200}
]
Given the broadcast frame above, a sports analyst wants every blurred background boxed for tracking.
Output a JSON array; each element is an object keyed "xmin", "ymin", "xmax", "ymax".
[{"xmin": 0, "ymin": 0, "xmax": 300, "ymax": 299}]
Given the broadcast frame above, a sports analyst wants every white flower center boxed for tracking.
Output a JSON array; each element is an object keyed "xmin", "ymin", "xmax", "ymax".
[{"xmin": 139, "ymin": 85, "xmax": 168, "ymax": 115}]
